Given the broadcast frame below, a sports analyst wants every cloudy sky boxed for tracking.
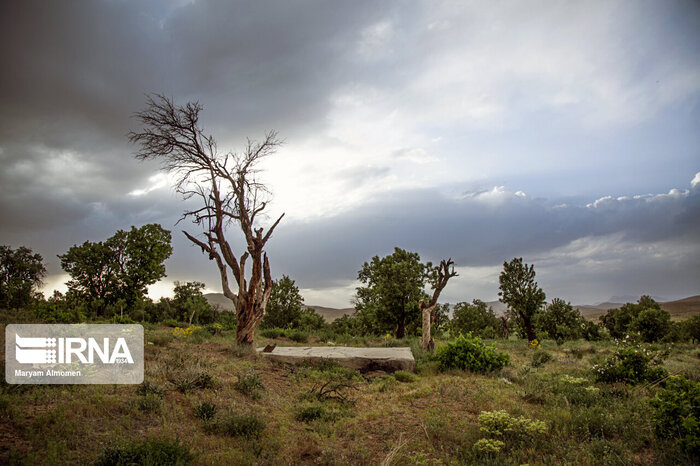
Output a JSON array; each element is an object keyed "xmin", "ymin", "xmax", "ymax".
[{"xmin": 1, "ymin": 0, "xmax": 698, "ymax": 307}]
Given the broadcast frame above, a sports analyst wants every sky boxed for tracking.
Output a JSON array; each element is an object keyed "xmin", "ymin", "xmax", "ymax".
[{"xmin": 1, "ymin": 0, "xmax": 698, "ymax": 308}]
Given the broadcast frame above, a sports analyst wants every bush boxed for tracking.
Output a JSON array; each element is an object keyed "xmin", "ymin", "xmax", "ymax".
[
  {"xmin": 260, "ymin": 327, "xmax": 284, "ymax": 339},
  {"xmin": 295, "ymin": 405, "xmax": 328, "ymax": 422},
  {"xmin": 233, "ymin": 370, "xmax": 265, "ymax": 399},
  {"xmin": 194, "ymin": 402, "xmax": 217, "ymax": 421},
  {"xmin": 650, "ymin": 376, "xmax": 700, "ymax": 457},
  {"xmin": 434, "ymin": 333, "xmax": 509, "ymax": 373},
  {"xmin": 631, "ymin": 307, "xmax": 672, "ymax": 342},
  {"xmin": 531, "ymin": 350, "xmax": 552, "ymax": 367},
  {"xmin": 162, "ymin": 318, "xmax": 180, "ymax": 327},
  {"xmin": 96, "ymin": 438, "xmax": 194, "ymax": 466},
  {"xmin": 149, "ymin": 331, "xmax": 174, "ymax": 347},
  {"xmin": 393, "ymin": 370, "xmax": 418, "ymax": 383},
  {"xmin": 137, "ymin": 394, "xmax": 162, "ymax": 414},
  {"xmin": 209, "ymin": 413, "xmax": 265, "ymax": 439},
  {"xmin": 450, "ymin": 300, "xmax": 504, "ymax": 339},
  {"xmin": 592, "ymin": 344, "xmax": 668, "ymax": 385},
  {"xmin": 286, "ymin": 329, "xmax": 309, "ymax": 343},
  {"xmin": 478, "ymin": 410, "xmax": 546, "ymax": 447},
  {"xmin": 137, "ymin": 381, "xmax": 166, "ymax": 398},
  {"xmin": 172, "ymin": 371, "xmax": 215, "ymax": 393}
]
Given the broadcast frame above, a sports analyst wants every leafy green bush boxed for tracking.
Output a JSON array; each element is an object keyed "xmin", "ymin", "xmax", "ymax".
[
  {"xmin": 137, "ymin": 394, "xmax": 162, "ymax": 414},
  {"xmin": 393, "ymin": 370, "xmax": 418, "ymax": 383},
  {"xmin": 650, "ymin": 376, "xmax": 699, "ymax": 458},
  {"xmin": 149, "ymin": 331, "xmax": 174, "ymax": 347},
  {"xmin": 592, "ymin": 344, "xmax": 667, "ymax": 384},
  {"xmin": 171, "ymin": 371, "xmax": 215, "ymax": 393},
  {"xmin": 295, "ymin": 405, "xmax": 328, "ymax": 422},
  {"xmin": 234, "ymin": 370, "xmax": 265, "ymax": 399},
  {"xmin": 286, "ymin": 329, "xmax": 309, "ymax": 343},
  {"xmin": 162, "ymin": 318, "xmax": 180, "ymax": 328},
  {"xmin": 531, "ymin": 350, "xmax": 552, "ymax": 367},
  {"xmin": 434, "ymin": 333, "xmax": 509, "ymax": 373},
  {"xmin": 260, "ymin": 327, "xmax": 284, "ymax": 339},
  {"xmin": 478, "ymin": 410, "xmax": 546, "ymax": 449},
  {"xmin": 630, "ymin": 307, "xmax": 672, "ymax": 342},
  {"xmin": 194, "ymin": 402, "xmax": 217, "ymax": 421},
  {"xmin": 96, "ymin": 438, "xmax": 194, "ymax": 466}
]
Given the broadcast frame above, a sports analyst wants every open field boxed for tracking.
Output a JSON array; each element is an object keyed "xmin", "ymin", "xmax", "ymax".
[{"xmin": 1, "ymin": 324, "xmax": 698, "ymax": 465}]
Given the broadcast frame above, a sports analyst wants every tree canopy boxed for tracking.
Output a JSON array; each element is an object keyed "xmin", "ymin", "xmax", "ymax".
[
  {"xmin": 0, "ymin": 245, "xmax": 46, "ymax": 309},
  {"xmin": 498, "ymin": 257, "xmax": 546, "ymax": 341},
  {"xmin": 59, "ymin": 224, "xmax": 172, "ymax": 314},
  {"xmin": 355, "ymin": 247, "xmax": 431, "ymax": 338}
]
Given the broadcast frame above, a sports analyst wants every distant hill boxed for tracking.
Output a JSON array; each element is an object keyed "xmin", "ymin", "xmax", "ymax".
[
  {"xmin": 306, "ymin": 305, "xmax": 355, "ymax": 323},
  {"xmin": 576, "ymin": 295, "xmax": 700, "ymax": 321},
  {"xmin": 204, "ymin": 293, "xmax": 234, "ymax": 311},
  {"xmin": 205, "ymin": 293, "xmax": 700, "ymax": 322}
]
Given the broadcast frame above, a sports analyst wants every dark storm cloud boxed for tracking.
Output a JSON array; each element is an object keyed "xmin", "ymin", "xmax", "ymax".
[
  {"xmin": 0, "ymin": 0, "xmax": 389, "ymax": 254},
  {"xmin": 267, "ymin": 179, "xmax": 700, "ymax": 290}
]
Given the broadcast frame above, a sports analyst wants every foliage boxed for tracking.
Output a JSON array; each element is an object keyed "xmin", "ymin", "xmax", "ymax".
[
  {"xmin": 286, "ymin": 328, "xmax": 309, "ymax": 343},
  {"xmin": 137, "ymin": 381, "xmax": 166, "ymax": 398},
  {"xmin": 434, "ymin": 333, "xmax": 509, "ymax": 373},
  {"xmin": 194, "ymin": 402, "xmax": 217, "ymax": 421},
  {"xmin": 355, "ymin": 247, "xmax": 431, "ymax": 338},
  {"xmin": 531, "ymin": 350, "xmax": 552, "ymax": 367},
  {"xmin": 393, "ymin": 370, "xmax": 418, "ymax": 383},
  {"xmin": 96, "ymin": 438, "xmax": 194, "ymax": 466},
  {"xmin": 0, "ymin": 245, "xmax": 46, "ymax": 309},
  {"xmin": 172, "ymin": 281, "xmax": 213, "ymax": 325},
  {"xmin": 592, "ymin": 343, "xmax": 668, "ymax": 384},
  {"xmin": 59, "ymin": 224, "xmax": 172, "ymax": 315},
  {"xmin": 478, "ymin": 410, "xmax": 547, "ymax": 442},
  {"xmin": 685, "ymin": 315, "xmax": 700, "ymax": 344},
  {"xmin": 450, "ymin": 299, "xmax": 503, "ymax": 339},
  {"xmin": 631, "ymin": 307, "xmax": 672, "ymax": 343},
  {"xmin": 261, "ymin": 275, "xmax": 304, "ymax": 329},
  {"xmin": 535, "ymin": 298, "xmax": 584, "ymax": 342},
  {"xmin": 498, "ymin": 257, "xmax": 546, "ymax": 341},
  {"xmin": 295, "ymin": 405, "xmax": 328, "ymax": 422},
  {"xmin": 234, "ymin": 370, "xmax": 265, "ymax": 399},
  {"xmin": 650, "ymin": 376, "xmax": 700, "ymax": 457},
  {"xmin": 600, "ymin": 295, "xmax": 661, "ymax": 339}
]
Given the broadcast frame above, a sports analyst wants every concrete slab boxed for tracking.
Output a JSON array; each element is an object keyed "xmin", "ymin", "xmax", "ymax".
[{"xmin": 258, "ymin": 346, "xmax": 415, "ymax": 373}]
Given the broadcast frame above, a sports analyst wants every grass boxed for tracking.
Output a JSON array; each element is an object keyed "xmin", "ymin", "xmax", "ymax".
[{"xmin": 0, "ymin": 325, "xmax": 698, "ymax": 464}]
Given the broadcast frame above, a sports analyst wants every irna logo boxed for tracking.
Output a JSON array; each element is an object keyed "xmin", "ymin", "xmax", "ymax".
[
  {"xmin": 15, "ymin": 334, "xmax": 134, "ymax": 365},
  {"xmin": 5, "ymin": 324, "xmax": 144, "ymax": 385}
]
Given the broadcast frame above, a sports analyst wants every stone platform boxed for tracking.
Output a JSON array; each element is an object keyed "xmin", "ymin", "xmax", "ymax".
[{"xmin": 258, "ymin": 346, "xmax": 415, "ymax": 373}]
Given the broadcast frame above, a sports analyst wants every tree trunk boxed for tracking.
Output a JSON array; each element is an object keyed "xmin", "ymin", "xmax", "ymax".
[
  {"xmin": 522, "ymin": 313, "xmax": 537, "ymax": 342},
  {"xmin": 396, "ymin": 316, "xmax": 406, "ymax": 339},
  {"xmin": 421, "ymin": 304, "xmax": 436, "ymax": 353}
]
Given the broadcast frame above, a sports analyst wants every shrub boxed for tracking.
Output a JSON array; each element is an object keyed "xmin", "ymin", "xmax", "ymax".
[
  {"xmin": 592, "ymin": 344, "xmax": 668, "ymax": 385},
  {"xmin": 478, "ymin": 410, "xmax": 546, "ymax": 448},
  {"xmin": 434, "ymin": 333, "xmax": 509, "ymax": 373},
  {"xmin": 650, "ymin": 376, "xmax": 700, "ymax": 457},
  {"xmin": 194, "ymin": 402, "xmax": 217, "ymax": 421},
  {"xmin": 260, "ymin": 327, "xmax": 284, "ymax": 339},
  {"xmin": 149, "ymin": 331, "xmax": 174, "ymax": 347},
  {"xmin": 450, "ymin": 300, "xmax": 504, "ymax": 339},
  {"xmin": 295, "ymin": 405, "xmax": 327, "ymax": 422},
  {"xmin": 393, "ymin": 370, "xmax": 418, "ymax": 383},
  {"xmin": 96, "ymin": 438, "xmax": 194, "ymax": 466},
  {"xmin": 162, "ymin": 318, "xmax": 180, "ymax": 327},
  {"xmin": 209, "ymin": 413, "xmax": 265, "ymax": 439},
  {"xmin": 531, "ymin": 350, "xmax": 552, "ymax": 367},
  {"xmin": 631, "ymin": 307, "xmax": 672, "ymax": 343},
  {"xmin": 472, "ymin": 438, "xmax": 505, "ymax": 454},
  {"xmin": 137, "ymin": 381, "xmax": 166, "ymax": 398},
  {"xmin": 172, "ymin": 371, "xmax": 215, "ymax": 393},
  {"xmin": 286, "ymin": 329, "xmax": 309, "ymax": 343},
  {"xmin": 234, "ymin": 370, "xmax": 265, "ymax": 399}
]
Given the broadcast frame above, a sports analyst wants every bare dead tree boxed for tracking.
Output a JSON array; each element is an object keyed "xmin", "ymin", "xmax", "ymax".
[
  {"xmin": 128, "ymin": 94, "xmax": 284, "ymax": 346},
  {"xmin": 419, "ymin": 259, "xmax": 457, "ymax": 352}
]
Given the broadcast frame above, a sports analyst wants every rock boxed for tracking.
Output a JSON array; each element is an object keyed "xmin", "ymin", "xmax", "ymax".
[{"xmin": 257, "ymin": 346, "xmax": 415, "ymax": 373}]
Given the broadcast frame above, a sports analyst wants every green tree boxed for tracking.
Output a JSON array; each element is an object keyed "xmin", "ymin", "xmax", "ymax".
[
  {"xmin": 686, "ymin": 315, "xmax": 700, "ymax": 344},
  {"xmin": 498, "ymin": 258, "xmax": 546, "ymax": 341},
  {"xmin": 631, "ymin": 307, "xmax": 672, "ymax": 343},
  {"xmin": 450, "ymin": 299, "xmax": 503, "ymax": 339},
  {"xmin": 173, "ymin": 281, "xmax": 213, "ymax": 325},
  {"xmin": 355, "ymin": 248, "xmax": 430, "ymax": 338},
  {"xmin": 0, "ymin": 245, "xmax": 46, "ymax": 309},
  {"xmin": 600, "ymin": 295, "xmax": 662, "ymax": 339},
  {"xmin": 260, "ymin": 275, "xmax": 305, "ymax": 329},
  {"xmin": 535, "ymin": 298, "xmax": 584, "ymax": 342},
  {"xmin": 59, "ymin": 224, "xmax": 172, "ymax": 315}
]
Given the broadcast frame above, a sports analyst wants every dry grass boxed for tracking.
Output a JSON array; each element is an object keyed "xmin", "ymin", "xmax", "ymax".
[{"xmin": 0, "ymin": 327, "xmax": 698, "ymax": 464}]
